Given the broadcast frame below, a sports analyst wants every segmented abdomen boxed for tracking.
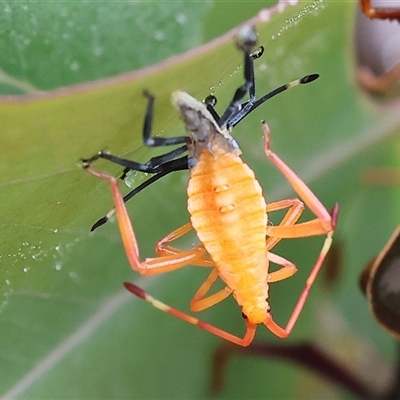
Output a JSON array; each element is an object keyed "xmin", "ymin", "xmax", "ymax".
[{"xmin": 187, "ymin": 149, "xmax": 269, "ymax": 297}]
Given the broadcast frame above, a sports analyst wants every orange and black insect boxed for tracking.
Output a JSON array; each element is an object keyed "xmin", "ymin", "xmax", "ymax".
[{"xmin": 82, "ymin": 26, "xmax": 339, "ymax": 346}]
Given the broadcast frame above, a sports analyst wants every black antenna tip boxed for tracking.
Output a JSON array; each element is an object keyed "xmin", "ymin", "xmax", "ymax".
[
  {"xmin": 300, "ymin": 74, "xmax": 320, "ymax": 84},
  {"xmin": 91, "ymin": 216, "xmax": 108, "ymax": 231}
]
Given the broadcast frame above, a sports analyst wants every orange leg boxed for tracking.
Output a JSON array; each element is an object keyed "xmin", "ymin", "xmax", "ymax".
[
  {"xmin": 155, "ymin": 222, "xmax": 213, "ymax": 267},
  {"xmin": 86, "ymin": 165, "xmax": 256, "ymax": 345},
  {"xmin": 264, "ymin": 234, "xmax": 334, "ymax": 338},
  {"xmin": 84, "ymin": 166, "xmax": 206, "ymax": 275},
  {"xmin": 190, "ymin": 268, "xmax": 232, "ymax": 312},
  {"xmin": 260, "ymin": 122, "xmax": 339, "ymax": 338},
  {"xmin": 262, "ymin": 121, "xmax": 338, "ymax": 239},
  {"xmin": 124, "ymin": 282, "xmax": 256, "ymax": 346},
  {"xmin": 267, "ymin": 251, "xmax": 297, "ymax": 283},
  {"xmin": 265, "ymin": 198, "xmax": 304, "ymax": 250}
]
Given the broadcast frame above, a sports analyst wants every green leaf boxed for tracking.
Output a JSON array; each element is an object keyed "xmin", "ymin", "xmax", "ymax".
[{"xmin": 1, "ymin": 1, "xmax": 400, "ymax": 399}]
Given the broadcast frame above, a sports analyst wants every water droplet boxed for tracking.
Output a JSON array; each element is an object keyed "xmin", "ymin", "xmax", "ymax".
[
  {"xmin": 70, "ymin": 62, "xmax": 79, "ymax": 72},
  {"xmin": 153, "ymin": 30, "xmax": 165, "ymax": 41},
  {"xmin": 175, "ymin": 13, "xmax": 187, "ymax": 25},
  {"xmin": 5, "ymin": 279, "xmax": 10, "ymax": 285},
  {"xmin": 54, "ymin": 263, "xmax": 63, "ymax": 271},
  {"xmin": 53, "ymin": 228, "xmax": 59, "ymax": 234},
  {"xmin": 23, "ymin": 267, "xmax": 30, "ymax": 273},
  {"xmin": 93, "ymin": 46, "xmax": 103, "ymax": 56}
]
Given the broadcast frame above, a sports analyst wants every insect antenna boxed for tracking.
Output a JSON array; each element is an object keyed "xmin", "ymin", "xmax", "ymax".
[{"xmin": 90, "ymin": 155, "xmax": 188, "ymax": 231}]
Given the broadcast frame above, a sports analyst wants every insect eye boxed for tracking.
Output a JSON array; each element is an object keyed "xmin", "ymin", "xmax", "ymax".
[
  {"xmin": 266, "ymin": 304, "xmax": 271, "ymax": 313},
  {"xmin": 241, "ymin": 312, "xmax": 248, "ymax": 319}
]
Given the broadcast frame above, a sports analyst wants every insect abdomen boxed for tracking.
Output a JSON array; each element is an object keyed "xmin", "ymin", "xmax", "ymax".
[{"xmin": 187, "ymin": 150, "xmax": 268, "ymax": 289}]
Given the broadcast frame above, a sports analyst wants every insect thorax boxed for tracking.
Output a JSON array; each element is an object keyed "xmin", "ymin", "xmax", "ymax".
[{"xmin": 171, "ymin": 91, "xmax": 242, "ymax": 167}]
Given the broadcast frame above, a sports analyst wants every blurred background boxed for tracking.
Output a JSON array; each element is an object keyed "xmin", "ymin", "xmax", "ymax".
[{"xmin": 1, "ymin": 1, "xmax": 400, "ymax": 398}]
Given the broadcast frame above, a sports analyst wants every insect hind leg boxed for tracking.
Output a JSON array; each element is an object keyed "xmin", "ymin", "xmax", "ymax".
[
  {"xmin": 260, "ymin": 121, "xmax": 338, "ymax": 338},
  {"xmin": 124, "ymin": 282, "xmax": 257, "ymax": 346}
]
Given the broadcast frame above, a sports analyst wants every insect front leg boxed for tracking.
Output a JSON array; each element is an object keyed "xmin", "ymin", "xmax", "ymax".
[
  {"xmin": 82, "ymin": 90, "xmax": 191, "ymax": 231},
  {"xmin": 219, "ymin": 26, "xmax": 258, "ymax": 127}
]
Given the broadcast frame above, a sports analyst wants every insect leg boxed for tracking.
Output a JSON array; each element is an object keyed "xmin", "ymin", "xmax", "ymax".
[
  {"xmin": 217, "ymin": 25, "xmax": 261, "ymax": 127},
  {"xmin": 84, "ymin": 165, "xmax": 205, "ymax": 274},
  {"xmin": 190, "ymin": 269, "xmax": 232, "ymax": 312},
  {"xmin": 82, "ymin": 89, "xmax": 193, "ymax": 230},
  {"xmin": 204, "ymin": 42, "xmax": 264, "ymax": 127},
  {"xmin": 155, "ymin": 222, "xmax": 213, "ymax": 267},
  {"xmin": 264, "ymin": 229, "xmax": 335, "ymax": 338},
  {"xmin": 82, "ymin": 90, "xmax": 191, "ymax": 172},
  {"xmin": 266, "ymin": 252, "xmax": 298, "ymax": 283},
  {"xmin": 262, "ymin": 121, "xmax": 339, "ymax": 238},
  {"xmin": 265, "ymin": 198, "xmax": 305, "ymax": 250},
  {"xmin": 260, "ymin": 122, "xmax": 339, "ymax": 338},
  {"xmin": 141, "ymin": 90, "xmax": 190, "ymax": 147},
  {"xmin": 90, "ymin": 156, "xmax": 188, "ymax": 231},
  {"xmin": 124, "ymin": 282, "xmax": 257, "ymax": 346}
]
